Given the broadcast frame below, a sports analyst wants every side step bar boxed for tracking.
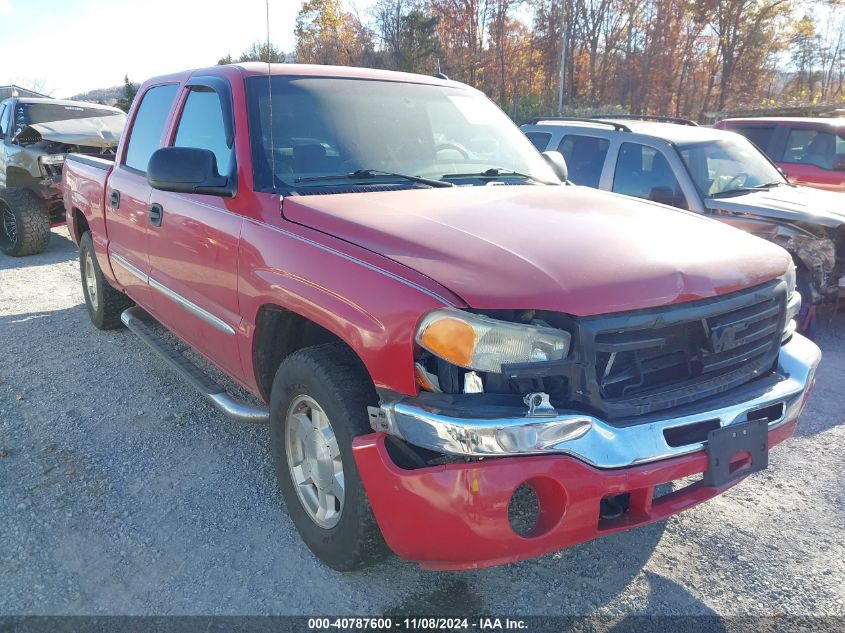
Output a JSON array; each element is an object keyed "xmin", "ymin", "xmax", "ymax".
[{"xmin": 121, "ymin": 307, "xmax": 269, "ymax": 423}]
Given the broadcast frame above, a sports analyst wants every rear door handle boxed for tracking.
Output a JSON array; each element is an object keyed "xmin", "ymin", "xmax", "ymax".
[
  {"xmin": 109, "ymin": 190, "xmax": 120, "ymax": 209},
  {"xmin": 149, "ymin": 203, "xmax": 163, "ymax": 227}
]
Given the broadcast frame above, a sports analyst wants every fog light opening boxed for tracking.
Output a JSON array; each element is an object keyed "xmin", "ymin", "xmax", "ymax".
[
  {"xmin": 508, "ymin": 483, "xmax": 540, "ymax": 537},
  {"xmin": 507, "ymin": 478, "xmax": 566, "ymax": 538}
]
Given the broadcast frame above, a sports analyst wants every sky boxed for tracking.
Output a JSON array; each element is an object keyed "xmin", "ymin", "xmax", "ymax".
[{"xmin": 0, "ymin": 0, "xmax": 375, "ymax": 98}]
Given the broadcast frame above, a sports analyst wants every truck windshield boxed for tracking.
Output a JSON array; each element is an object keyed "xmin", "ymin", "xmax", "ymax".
[
  {"xmin": 15, "ymin": 103, "xmax": 123, "ymax": 126},
  {"xmin": 678, "ymin": 137, "xmax": 787, "ymax": 198},
  {"xmin": 245, "ymin": 76, "xmax": 559, "ymax": 193}
]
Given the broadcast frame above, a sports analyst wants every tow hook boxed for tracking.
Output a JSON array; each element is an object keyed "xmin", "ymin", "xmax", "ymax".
[{"xmin": 524, "ymin": 392, "xmax": 557, "ymax": 417}]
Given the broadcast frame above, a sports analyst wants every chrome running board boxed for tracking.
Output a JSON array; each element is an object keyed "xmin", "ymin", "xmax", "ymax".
[{"xmin": 120, "ymin": 307, "xmax": 269, "ymax": 423}]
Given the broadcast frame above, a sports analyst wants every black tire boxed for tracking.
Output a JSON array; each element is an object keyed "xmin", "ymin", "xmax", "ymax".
[
  {"xmin": 270, "ymin": 342, "xmax": 388, "ymax": 571},
  {"xmin": 0, "ymin": 188, "xmax": 50, "ymax": 257},
  {"xmin": 79, "ymin": 232, "xmax": 134, "ymax": 330}
]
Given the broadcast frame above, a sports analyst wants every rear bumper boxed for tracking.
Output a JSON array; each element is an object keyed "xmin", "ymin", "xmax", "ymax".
[{"xmin": 352, "ymin": 334, "xmax": 820, "ymax": 570}]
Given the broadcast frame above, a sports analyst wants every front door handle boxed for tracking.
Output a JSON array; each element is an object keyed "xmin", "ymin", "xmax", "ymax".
[
  {"xmin": 149, "ymin": 203, "xmax": 163, "ymax": 227},
  {"xmin": 109, "ymin": 189, "xmax": 120, "ymax": 209}
]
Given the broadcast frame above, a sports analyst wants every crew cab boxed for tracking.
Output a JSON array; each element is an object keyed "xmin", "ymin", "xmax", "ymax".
[
  {"xmin": 63, "ymin": 64, "xmax": 820, "ymax": 571},
  {"xmin": 715, "ymin": 117, "xmax": 845, "ymax": 192},
  {"xmin": 0, "ymin": 97, "xmax": 125, "ymax": 256},
  {"xmin": 522, "ymin": 117, "xmax": 845, "ymax": 334}
]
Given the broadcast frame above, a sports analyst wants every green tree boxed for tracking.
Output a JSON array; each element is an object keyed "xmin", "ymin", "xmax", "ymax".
[
  {"xmin": 116, "ymin": 74, "xmax": 138, "ymax": 112},
  {"xmin": 218, "ymin": 40, "xmax": 285, "ymax": 65},
  {"xmin": 374, "ymin": 1, "xmax": 442, "ymax": 73}
]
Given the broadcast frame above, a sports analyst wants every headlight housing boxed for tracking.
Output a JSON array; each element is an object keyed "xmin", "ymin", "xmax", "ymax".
[
  {"xmin": 781, "ymin": 262, "xmax": 800, "ymax": 340},
  {"xmin": 415, "ymin": 309, "xmax": 572, "ymax": 374}
]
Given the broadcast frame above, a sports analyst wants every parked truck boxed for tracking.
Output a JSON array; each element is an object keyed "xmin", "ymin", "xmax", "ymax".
[
  {"xmin": 63, "ymin": 63, "xmax": 820, "ymax": 571},
  {"xmin": 0, "ymin": 97, "xmax": 125, "ymax": 256}
]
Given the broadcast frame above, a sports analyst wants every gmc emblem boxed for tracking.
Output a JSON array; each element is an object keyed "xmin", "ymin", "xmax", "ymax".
[{"xmin": 708, "ymin": 322, "xmax": 750, "ymax": 353}]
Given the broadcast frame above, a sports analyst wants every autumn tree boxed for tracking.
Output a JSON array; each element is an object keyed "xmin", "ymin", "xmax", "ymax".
[{"xmin": 295, "ymin": 0, "xmax": 375, "ymax": 66}]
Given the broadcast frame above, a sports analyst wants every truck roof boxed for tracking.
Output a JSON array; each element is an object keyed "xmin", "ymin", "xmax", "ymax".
[{"xmin": 139, "ymin": 63, "xmax": 473, "ymax": 94}]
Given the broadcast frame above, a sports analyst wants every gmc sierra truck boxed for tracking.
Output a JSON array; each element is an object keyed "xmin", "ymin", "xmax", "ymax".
[{"xmin": 63, "ymin": 63, "xmax": 821, "ymax": 571}]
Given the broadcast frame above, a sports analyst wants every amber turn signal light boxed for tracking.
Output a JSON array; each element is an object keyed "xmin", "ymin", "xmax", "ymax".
[{"xmin": 418, "ymin": 316, "xmax": 477, "ymax": 367}]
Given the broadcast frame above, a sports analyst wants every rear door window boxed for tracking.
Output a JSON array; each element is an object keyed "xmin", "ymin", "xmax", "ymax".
[
  {"xmin": 730, "ymin": 126, "xmax": 776, "ymax": 152},
  {"xmin": 612, "ymin": 142, "xmax": 687, "ymax": 209},
  {"xmin": 173, "ymin": 87, "xmax": 233, "ymax": 176},
  {"xmin": 123, "ymin": 83, "xmax": 179, "ymax": 173},
  {"xmin": 783, "ymin": 128, "xmax": 839, "ymax": 169},
  {"xmin": 524, "ymin": 131, "xmax": 551, "ymax": 151},
  {"xmin": 557, "ymin": 134, "xmax": 609, "ymax": 187}
]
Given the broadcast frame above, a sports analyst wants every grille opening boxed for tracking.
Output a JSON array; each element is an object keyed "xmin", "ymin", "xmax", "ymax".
[
  {"xmin": 663, "ymin": 418, "xmax": 721, "ymax": 447},
  {"xmin": 592, "ymin": 285, "xmax": 785, "ymax": 418},
  {"xmin": 508, "ymin": 483, "xmax": 540, "ymax": 537},
  {"xmin": 746, "ymin": 402, "xmax": 784, "ymax": 424}
]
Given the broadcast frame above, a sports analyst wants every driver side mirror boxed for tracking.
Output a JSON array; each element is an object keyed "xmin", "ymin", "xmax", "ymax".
[
  {"xmin": 147, "ymin": 147, "xmax": 235, "ymax": 197},
  {"xmin": 542, "ymin": 151, "xmax": 568, "ymax": 182}
]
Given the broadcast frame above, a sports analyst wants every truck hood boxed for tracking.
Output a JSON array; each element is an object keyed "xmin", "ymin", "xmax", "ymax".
[
  {"xmin": 705, "ymin": 184, "xmax": 845, "ymax": 228},
  {"xmin": 18, "ymin": 116, "xmax": 124, "ymax": 148},
  {"xmin": 284, "ymin": 185, "xmax": 791, "ymax": 315}
]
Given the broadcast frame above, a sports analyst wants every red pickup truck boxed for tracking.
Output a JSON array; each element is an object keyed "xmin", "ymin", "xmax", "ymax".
[{"xmin": 63, "ymin": 63, "xmax": 821, "ymax": 571}]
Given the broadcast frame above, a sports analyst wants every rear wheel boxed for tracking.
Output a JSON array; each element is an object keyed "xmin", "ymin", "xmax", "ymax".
[
  {"xmin": 0, "ymin": 188, "xmax": 50, "ymax": 257},
  {"xmin": 270, "ymin": 343, "xmax": 388, "ymax": 570},
  {"xmin": 79, "ymin": 232, "xmax": 134, "ymax": 329}
]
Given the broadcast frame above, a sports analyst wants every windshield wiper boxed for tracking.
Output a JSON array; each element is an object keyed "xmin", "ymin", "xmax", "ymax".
[
  {"xmin": 441, "ymin": 167, "xmax": 558, "ymax": 185},
  {"xmin": 711, "ymin": 181, "xmax": 786, "ymax": 197},
  {"xmin": 295, "ymin": 169, "xmax": 453, "ymax": 188}
]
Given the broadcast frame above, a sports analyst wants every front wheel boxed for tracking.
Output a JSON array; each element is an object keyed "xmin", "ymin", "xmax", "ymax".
[
  {"xmin": 270, "ymin": 343, "xmax": 388, "ymax": 571},
  {"xmin": 0, "ymin": 188, "xmax": 50, "ymax": 257}
]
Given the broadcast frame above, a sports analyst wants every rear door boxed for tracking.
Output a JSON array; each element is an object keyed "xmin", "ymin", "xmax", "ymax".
[
  {"xmin": 144, "ymin": 78, "xmax": 243, "ymax": 377},
  {"xmin": 106, "ymin": 83, "xmax": 179, "ymax": 305}
]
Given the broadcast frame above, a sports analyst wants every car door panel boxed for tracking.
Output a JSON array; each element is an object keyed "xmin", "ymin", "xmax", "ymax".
[{"xmin": 145, "ymin": 81, "xmax": 243, "ymax": 378}]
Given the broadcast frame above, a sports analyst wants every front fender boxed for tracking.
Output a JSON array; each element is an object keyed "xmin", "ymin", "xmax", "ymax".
[{"xmin": 238, "ymin": 219, "xmax": 465, "ymax": 396}]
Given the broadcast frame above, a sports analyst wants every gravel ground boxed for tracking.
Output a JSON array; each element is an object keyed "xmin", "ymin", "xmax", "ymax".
[{"xmin": 1, "ymin": 227, "xmax": 844, "ymax": 619}]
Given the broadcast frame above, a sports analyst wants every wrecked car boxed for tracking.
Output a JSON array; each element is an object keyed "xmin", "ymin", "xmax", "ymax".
[
  {"xmin": 522, "ymin": 117, "xmax": 845, "ymax": 333},
  {"xmin": 63, "ymin": 63, "xmax": 820, "ymax": 571},
  {"xmin": 0, "ymin": 97, "xmax": 125, "ymax": 256}
]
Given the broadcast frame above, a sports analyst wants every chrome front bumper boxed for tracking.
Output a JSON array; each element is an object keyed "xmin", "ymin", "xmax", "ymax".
[{"xmin": 372, "ymin": 333, "xmax": 821, "ymax": 469}]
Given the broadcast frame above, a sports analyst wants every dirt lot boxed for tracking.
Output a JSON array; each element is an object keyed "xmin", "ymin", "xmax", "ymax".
[{"xmin": 1, "ymin": 227, "xmax": 844, "ymax": 619}]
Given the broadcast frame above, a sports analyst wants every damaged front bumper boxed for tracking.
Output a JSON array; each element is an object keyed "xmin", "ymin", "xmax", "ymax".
[{"xmin": 352, "ymin": 333, "xmax": 821, "ymax": 570}]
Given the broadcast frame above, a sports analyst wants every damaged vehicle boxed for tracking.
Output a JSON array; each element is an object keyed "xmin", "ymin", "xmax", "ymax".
[
  {"xmin": 0, "ymin": 97, "xmax": 125, "ymax": 256},
  {"xmin": 522, "ymin": 117, "xmax": 845, "ymax": 333},
  {"xmin": 63, "ymin": 64, "xmax": 821, "ymax": 571}
]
